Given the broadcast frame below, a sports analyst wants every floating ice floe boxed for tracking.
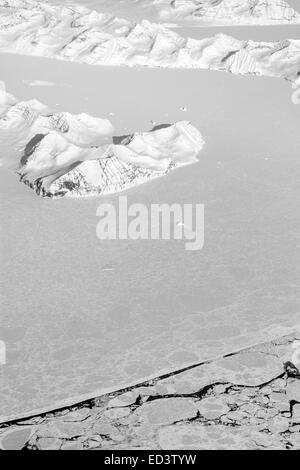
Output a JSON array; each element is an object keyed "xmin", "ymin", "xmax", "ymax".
[
  {"xmin": 0, "ymin": 0, "xmax": 299, "ymax": 84},
  {"xmin": 0, "ymin": 89, "xmax": 205, "ymax": 197},
  {"xmin": 153, "ymin": 0, "xmax": 300, "ymax": 25},
  {"xmin": 27, "ymin": 80, "xmax": 55, "ymax": 87}
]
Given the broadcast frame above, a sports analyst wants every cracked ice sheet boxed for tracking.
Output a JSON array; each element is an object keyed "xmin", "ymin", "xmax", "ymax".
[{"xmin": 0, "ymin": 53, "xmax": 300, "ymax": 422}]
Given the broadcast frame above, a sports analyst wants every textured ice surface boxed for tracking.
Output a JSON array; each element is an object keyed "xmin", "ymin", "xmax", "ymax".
[
  {"xmin": 0, "ymin": 1, "xmax": 300, "ymax": 84},
  {"xmin": 0, "ymin": 90, "xmax": 204, "ymax": 197},
  {"xmin": 0, "ymin": 333, "xmax": 299, "ymax": 450}
]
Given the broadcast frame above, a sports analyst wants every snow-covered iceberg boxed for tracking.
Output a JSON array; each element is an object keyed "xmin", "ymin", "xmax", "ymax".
[
  {"xmin": 0, "ymin": 0, "xmax": 299, "ymax": 84},
  {"xmin": 153, "ymin": 0, "xmax": 300, "ymax": 25},
  {"xmin": 0, "ymin": 89, "xmax": 205, "ymax": 197}
]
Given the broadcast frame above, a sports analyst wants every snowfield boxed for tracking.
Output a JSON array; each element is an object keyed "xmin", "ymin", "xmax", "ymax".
[
  {"xmin": 0, "ymin": 0, "xmax": 299, "ymax": 85},
  {"xmin": 0, "ymin": 0, "xmax": 299, "ymax": 425},
  {"xmin": 0, "ymin": 89, "xmax": 204, "ymax": 197}
]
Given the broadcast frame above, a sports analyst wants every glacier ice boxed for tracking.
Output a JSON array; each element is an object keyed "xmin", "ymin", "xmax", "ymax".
[{"xmin": 0, "ymin": 89, "xmax": 205, "ymax": 197}]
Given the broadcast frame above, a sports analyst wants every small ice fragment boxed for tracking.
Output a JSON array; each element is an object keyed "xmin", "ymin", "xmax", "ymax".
[
  {"xmin": 109, "ymin": 112, "xmax": 114, "ymax": 116},
  {"xmin": 28, "ymin": 80, "xmax": 55, "ymax": 87},
  {"xmin": 180, "ymin": 106, "xmax": 187, "ymax": 112},
  {"xmin": 102, "ymin": 264, "xmax": 114, "ymax": 271}
]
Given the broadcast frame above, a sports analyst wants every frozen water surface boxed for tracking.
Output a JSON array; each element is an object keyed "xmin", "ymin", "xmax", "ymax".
[{"xmin": 0, "ymin": 49, "xmax": 299, "ymax": 422}]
